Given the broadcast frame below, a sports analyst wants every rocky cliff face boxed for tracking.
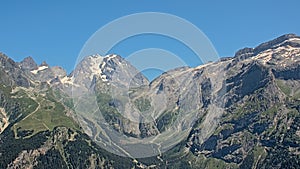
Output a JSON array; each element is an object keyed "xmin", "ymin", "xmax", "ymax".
[
  {"xmin": 0, "ymin": 34, "xmax": 299, "ymax": 168},
  {"xmin": 0, "ymin": 53, "xmax": 31, "ymax": 87},
  {"xmin": 19, "ymin": 56, "xmax": 38, "ymax": 71}
]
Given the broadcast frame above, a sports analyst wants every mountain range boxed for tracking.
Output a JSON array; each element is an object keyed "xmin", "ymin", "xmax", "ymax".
[{"xmin": 0, "ymin": 34, "xmax": 300, "ymax": 168}]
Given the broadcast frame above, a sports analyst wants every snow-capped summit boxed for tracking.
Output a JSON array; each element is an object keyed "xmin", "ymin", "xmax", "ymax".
[{"xmin": 69, "ymin": 53, "xmax": 148, "ymax": 91}]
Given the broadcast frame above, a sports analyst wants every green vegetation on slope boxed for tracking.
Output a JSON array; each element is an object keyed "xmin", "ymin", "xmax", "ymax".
[{"xmin": 13, "ymin": 88, "xmax": 79, "ymax": 138}]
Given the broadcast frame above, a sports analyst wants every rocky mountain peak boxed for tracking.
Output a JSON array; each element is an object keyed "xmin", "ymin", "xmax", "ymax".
[
  {"xmin": 0, "ymin": 53, "xmax": 16, "ymax": 67},
  {"xmin": 254, "ymin": 33, "xmax": 300, "ymax": 53},
  {"xmin": 51, "ymin": 66, "xmax": 67, "ymax": 78},
  {"xmin": 19, "ymin": 56, "xmax": 38, "ymax": 70},
  {"xmin": 234, "ymin": 47, "xmax": 254, "ymax": 60},
  {"xmin": 40, "ymin": 61, "xmax": 49, "ymax": 67},
  {"xmin": 70, "ymin": 53, "xmax": 148, "ymax": 92},
  {"xmin": 234, "ymin": 33, "xmax": 300, "ymax": 61},
  {"xmin": 0, "ymin": 52, "xmax": 8, "ymax": 60}
]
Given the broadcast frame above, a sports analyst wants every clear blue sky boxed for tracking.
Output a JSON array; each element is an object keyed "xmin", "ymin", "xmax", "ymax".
[{"xmin": 1, "ymin": 0, "xmax": 300, "ymax": 74}]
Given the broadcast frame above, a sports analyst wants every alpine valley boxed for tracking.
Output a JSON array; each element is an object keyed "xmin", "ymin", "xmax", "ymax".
[{"xmin": 1, "ymin": 34, "xmax": 300, "ymax": 169}]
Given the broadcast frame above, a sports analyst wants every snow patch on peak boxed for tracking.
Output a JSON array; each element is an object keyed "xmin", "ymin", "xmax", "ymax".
[
  {"xmin": 30, "ymin": 66, "xmax": 49, "ymax": 74},
  {"xmin": 101, "ymin": 74, "xmax": 108, "ymax": 82},
  {"xmin": 61, "ymin": 76, "xmax": 80, "ymax": 87},
  {"xmin": 105, "ymin": 54, "xmax": 118, "ymax": 61},
  {"xmin": 84, "ymin": 54, "xmax": 110, "ymax": 82},
  {"xmin": 88, "ymin": 56, "xmax": 104, "ymax": 80}
]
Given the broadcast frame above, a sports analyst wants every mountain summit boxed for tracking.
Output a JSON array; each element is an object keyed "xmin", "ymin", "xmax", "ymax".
[
  {"xmin": 0, "ymin": 34, "xmax": 300, "ymax": 168},
  {"xmin": 19, "ymin": 56, "xmax": 38, "ymax": 71}
]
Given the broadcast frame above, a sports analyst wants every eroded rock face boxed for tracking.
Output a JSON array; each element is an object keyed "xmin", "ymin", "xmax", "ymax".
[{"xmin": 186, "ymin": 35, "xmax": 300, "ymax": 167}]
